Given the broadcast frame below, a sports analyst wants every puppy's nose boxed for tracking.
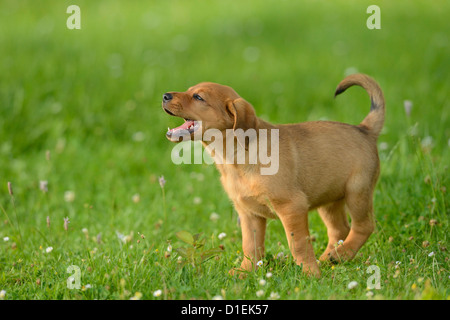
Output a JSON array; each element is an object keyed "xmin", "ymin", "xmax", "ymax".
[{"xmin": 163, "ymin": 93, "xmax": 173, "ymax": 102}]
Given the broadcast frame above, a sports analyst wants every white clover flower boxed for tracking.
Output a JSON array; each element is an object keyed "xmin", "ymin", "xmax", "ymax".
[
  {"xmin": 64, "ymin": 191, "xmax": 75, "ymax": 202},
  {"xmin": 210, "ymin": 212, "xmax": 220, "ymax": 222},
  {"xmin": 193, "ymin": 197, "xmax": 202, "ymax": 204},
  {"xmin": 421, "ymin": 136, "xmax": 434, "ymax": 150},
  {"xmin": 0, "ymin": 290, "xmax": 6, "ymax": 299},
  {"xmin": 218, "ymin": 232, "xmax": 226, "ymax": 240},
  {"xmin": 347, "ymin": 281, "xmax": 358, "ymax": 289},
  {"xmin": 379, "ymin": 142, "xmax": 389, "ymax": 151},
  {"xmin": 3, "ymin": 237, "xmax": 9, "ymax": 242},
  {"xmin": 130, "ymin": 292, "xmax": 143, "ymax": 300},
  {"xmin": 428, "ymin": 251, "xmax": 435, "ymax": 257},
  {"xmin": 269, "ymin": 292, "xmax": 280, "ymax": 300},
  {"xmin": 366, "ymin": 291, "xmax": 374, "ymax": 298},
  {"xmin": 259, "ymin": 279, "xmax": 266, "ymax": 286},
  {"xmin": 153, "ymin": 289, "xmax": 162, "ymax": 297},
  {"xmin": 132, "ymin": 131, "xmax": 145, "ymax": 142},
  {"xmin": 46, "ymin": 246, "xmax": 53, "ymax": 253},
  {"xmin": 132, "ymin": 194, "xmax": 140, "ymax": 203},
  {"xmin": 212, "ymin": 295, "xmax": 224, "ymax": 300},
  {"xmin": 256, "ymin": 290, "xmax": 264, "ymax": 297},
  {"xmin": 266, "ymin": 272, "xmax": 273, "ymax": 278}
]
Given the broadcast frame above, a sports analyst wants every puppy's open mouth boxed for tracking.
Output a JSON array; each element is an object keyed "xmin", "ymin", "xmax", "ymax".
[{"xmin": 166, "ymin": 118, "xmax": 201, "ymax": 142}]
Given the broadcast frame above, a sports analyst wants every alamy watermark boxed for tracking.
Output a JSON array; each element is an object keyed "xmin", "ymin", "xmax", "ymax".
[
  {"xmin": 169, "ymin": 122, "xmax": 280, "ymax": 175},
  {"xmin": 366, "ymin": 265, "xmax": 382, "ymax": 289},
  {"xmin": 367, "ymin": 5, "xmax": 381, "ymax": 29},
  {"xmin": 67, "ymin": 265, "xmax": 81, "ymax": 289},
  {"xmin": 67, "ymin": 5, "xmax": 81, "ymax": 30}
]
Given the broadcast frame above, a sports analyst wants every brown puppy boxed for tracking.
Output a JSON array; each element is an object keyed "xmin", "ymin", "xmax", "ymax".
[{"xmin": 162, "ymin": 74, "xmax": 385, "ymax": 277}]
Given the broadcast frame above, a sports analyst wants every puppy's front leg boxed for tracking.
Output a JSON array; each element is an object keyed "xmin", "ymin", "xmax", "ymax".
[
  {"xmin": 230, "ymin": 209, "xmax": 266, "ymax": 277},
  {"xmin": 273, "ymin": 198, "xmax": 321, "ymax": 277}
]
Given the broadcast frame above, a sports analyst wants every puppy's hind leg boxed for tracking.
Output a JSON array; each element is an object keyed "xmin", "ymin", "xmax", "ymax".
[
  {"xmin": 329, "ymin": 182, "xmax": 375, "ymax": 262},
  {"xmin": 317, "ymin": 199, "xmax": 350, "ymax": 262}
]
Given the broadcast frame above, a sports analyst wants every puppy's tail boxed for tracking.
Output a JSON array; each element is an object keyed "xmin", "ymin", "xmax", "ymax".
[{"xmin": 334, "ymin": 74, "xmax": 385, "ymax": 138}]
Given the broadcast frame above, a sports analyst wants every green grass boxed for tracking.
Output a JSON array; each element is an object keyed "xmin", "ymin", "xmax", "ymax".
[{"xmin": 0, "ymin": 0, "xmax": 449, "ymax": 300}]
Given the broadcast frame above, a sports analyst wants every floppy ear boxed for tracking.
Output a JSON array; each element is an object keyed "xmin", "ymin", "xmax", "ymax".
[
  {"xmin": 225, "ymin": 98, "xmax": 257, "ymax": 151},
  {"xmin": 225, "ymin": 97, "xmax": 257, "ymax": 131}
]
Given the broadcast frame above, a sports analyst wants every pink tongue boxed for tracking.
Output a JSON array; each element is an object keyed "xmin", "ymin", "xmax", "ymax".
[{"xmin": 172, "ymin": 120, "xmax": 194, "ymax": 131}]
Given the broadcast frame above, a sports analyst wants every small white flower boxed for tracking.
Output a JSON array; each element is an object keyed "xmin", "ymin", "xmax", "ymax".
[
  {"xmin": 212, "ymin": 295, "xmax": 224, "ymax": 300},
  {"xmin": 158, "ymin": 176, "xmax": 166, "ymax": 188},
  {"xmin": 0, "ymin": 290, "xmax": 6, "ymax": 299},
  {"xmin": 259, "ymin": 279, "xmax": 266, "ymax": 286},
  {"xmin": 421, "ymin": 136, "xmax": 434, "ymax": 149},
  {"xmin": 268, "ymin": 292, "xmax": 280, "ymax": 300},
  {"xmin": 132, "ymin": 194, "xmax": 140, "ymax": 203},
  {"xmin": 276, "ymin": 252, "xmax": 285, "ymax": 260},
  {"xmin": 167, "ymin": 244, "xmax": 172, "ymax": 252},
  {"xmin": 379, "ymin": 142, "xmax": 389, "ymax": 151},
  {"xmin": 132, "ymin": 131, "xmax": 145, "ymax": 142},
  {"xmin": 395, "ymin": 261, "xmax": 401, "ymax": 265},
  {"xmin": 256, "ymin": 290, "xmax": 264, "ymax": 297},
  {"xmin": 366, "ymin": 291, "xmax": 374, "ymax": 298},
  {"xmin": 46, "ymin": 246, "xmax": 53, "ymax": 253},
  {"xmin": 257, "ymin": 260, "xmax": 263, "ymax": 267},
  {"xmin": 193, "ymin": 196, "xmax": 202, "ymax": 204},
  {"xmin": 218, "ymin": 232, "xmax": 226, "ymax": 240},
  {"xmin": 338, "ymin": 240, "xmax": 344, "ymax": 245},
  {"xmin": 403, "ymin": 100, "xmax": 413, "ymax": 117},
  {"xmin": 428, "ymin": 251, "xmax": 435, "ymax": 257},
  {"xmin": 82, "ymin": 228, "xmax": 88, "ymax": 234},
  {"xmin": 39, "ymin": 180, "xmax": 48, "ymax": 193},
  {"xmin": 84, "ymin": 284, "xmax": 92, "ymax": 289},
  {"xmin": 347, "ymin": 281, "xmax": 358, "ymax": 290},
  {"xmin": 3, "ymin": 237, "xmax": 9, "ymax": 242},
  {"xmin": 153, "ymin": 289, "xmax": 162, "ymax": 297},
  {"xmin": 64, "ymin": 191, "xmax": 75, "ymax": 202},
  {"xmin": 266, "ymin": 272, "xmax": 273, "ymax": 278},
  {"xmin": 210, "ymin": 212, "xmax": 220, "ymax": 222},
  {"xmin": 130, "ymin": 292, "xmax": 142, "ymax": 300},
  {"xmin": 344, "ymin": 67, "xmax": 358, "ymax": 76}
]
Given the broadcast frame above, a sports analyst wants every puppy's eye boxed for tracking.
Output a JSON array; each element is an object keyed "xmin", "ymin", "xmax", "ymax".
[{"xmin": 193, "ymin": 93, "xmax": 204, "ymax": 101}]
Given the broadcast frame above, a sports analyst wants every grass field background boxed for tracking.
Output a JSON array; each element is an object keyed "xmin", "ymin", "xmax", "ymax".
[{"xmin": 0, "ymin": 0, "xmax": 448, "ymax": 300}]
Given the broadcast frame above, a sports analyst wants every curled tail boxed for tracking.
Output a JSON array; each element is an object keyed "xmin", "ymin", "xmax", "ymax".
[{"xmin": 334, "ymin": 74, "xmax": 385, "ymax": 138}]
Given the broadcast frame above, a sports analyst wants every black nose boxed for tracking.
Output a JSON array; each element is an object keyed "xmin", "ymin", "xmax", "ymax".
[{"xmin": 163, "ymin": 93, "xmax": 173, "ymax": 102}]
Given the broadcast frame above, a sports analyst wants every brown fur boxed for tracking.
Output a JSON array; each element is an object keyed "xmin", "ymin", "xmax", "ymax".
[{"xmin": 162, "ymin": 74, "xmax": 385, "ymax": 277}]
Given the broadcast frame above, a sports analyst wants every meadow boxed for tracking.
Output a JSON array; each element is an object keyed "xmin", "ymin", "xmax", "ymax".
[{"xmin": 0, "ymin": 0, "xmax": 448, "ymax": 300}]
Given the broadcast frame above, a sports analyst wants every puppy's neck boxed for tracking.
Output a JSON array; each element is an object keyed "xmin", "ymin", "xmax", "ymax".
[{"xmin": 201, "ymin": 117, "xmax": 275, "ymax": 169}]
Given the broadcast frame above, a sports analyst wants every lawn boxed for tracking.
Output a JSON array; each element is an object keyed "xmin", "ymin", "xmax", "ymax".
[{"xmin": 0, "ymin": 0, "xmax": 448, "ymax": 301}]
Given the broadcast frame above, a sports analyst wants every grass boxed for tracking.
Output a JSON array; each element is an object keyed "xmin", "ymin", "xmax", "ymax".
[{"xmin": 0, "ymin": 0, "xmax": 449, "ymax": 300}]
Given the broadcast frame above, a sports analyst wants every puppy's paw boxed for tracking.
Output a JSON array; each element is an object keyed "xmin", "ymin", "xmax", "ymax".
[
  {"xmin": 327, "ymin": 245, "xmax": 356, "ymax": 263},
  {"xmin": 228, "ymin": 268, "xmax": 249, "ymax": 279}
]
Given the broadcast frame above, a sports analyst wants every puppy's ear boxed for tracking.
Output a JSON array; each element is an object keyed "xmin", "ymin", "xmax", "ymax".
[
  {"xmin": 226, "ymin": 98, "xmax": 257, "ymax": 131},
  {"xmin": 225, "ymin": 98, "xmax": 257, "ymax": 151}
]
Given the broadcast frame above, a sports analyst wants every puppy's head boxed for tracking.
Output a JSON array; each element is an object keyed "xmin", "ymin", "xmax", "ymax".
[{"xmin": 162, "ymin": 82, "xmax": 256, "ymax": 142}]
